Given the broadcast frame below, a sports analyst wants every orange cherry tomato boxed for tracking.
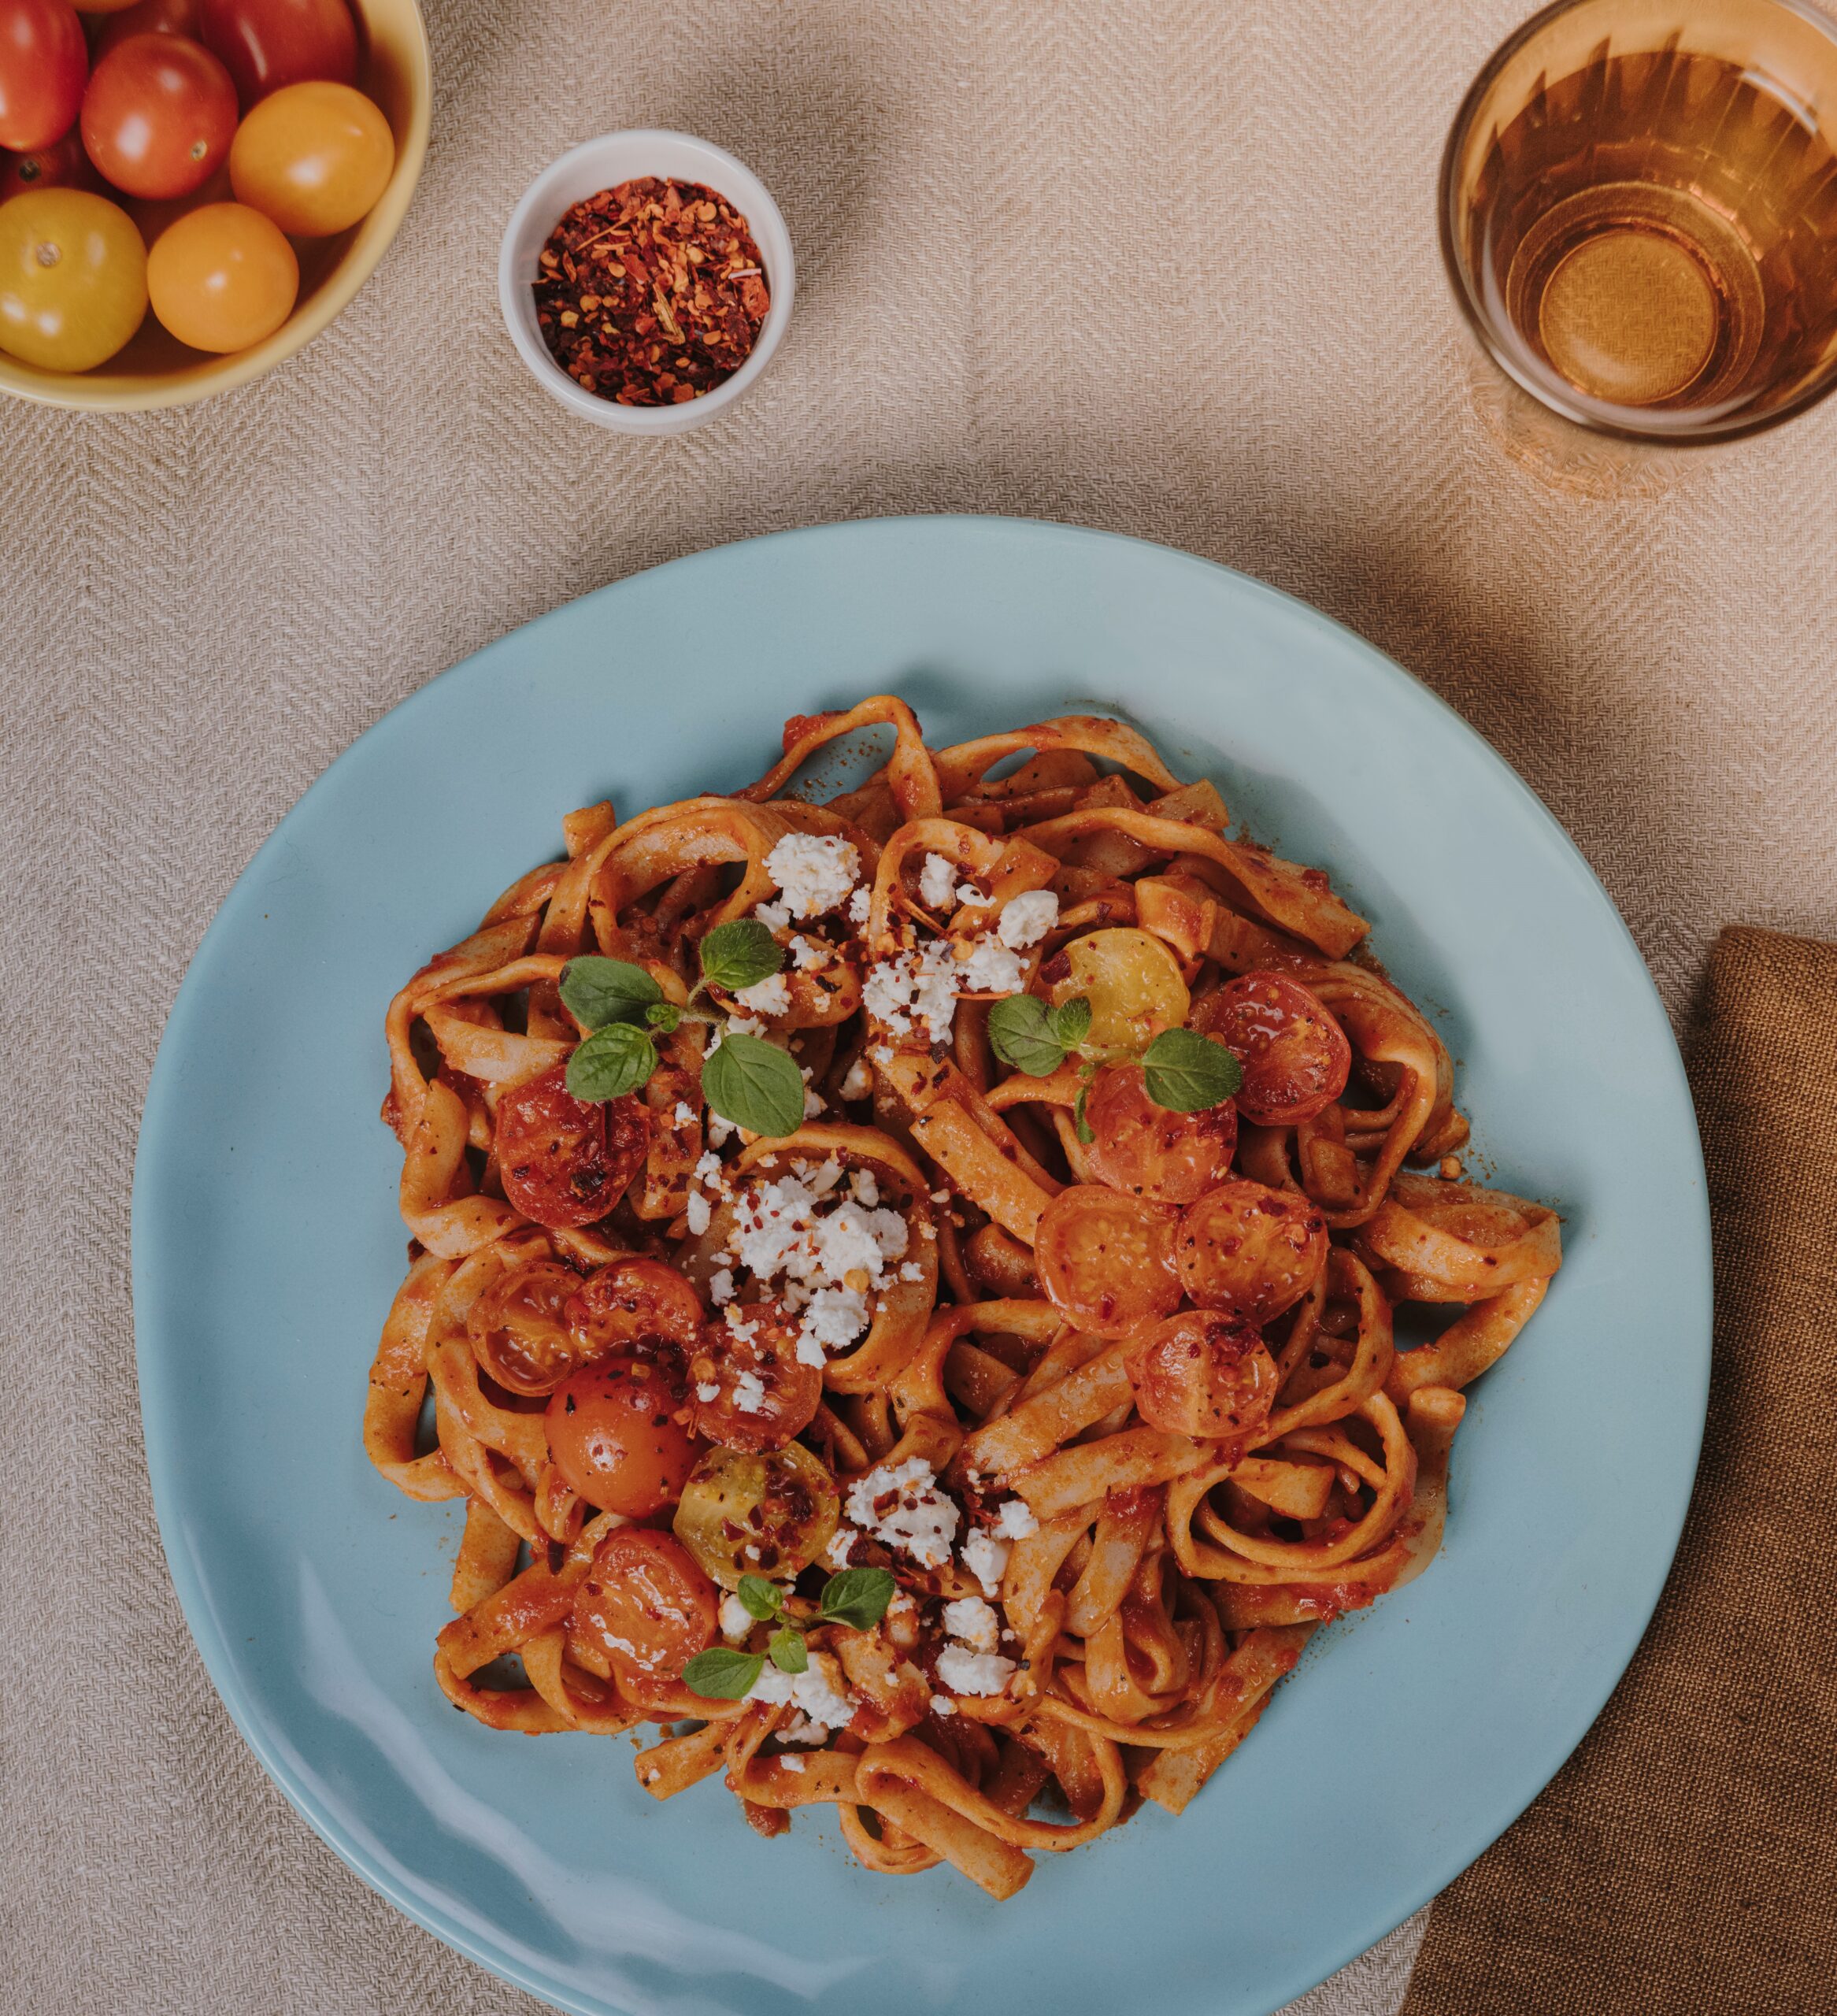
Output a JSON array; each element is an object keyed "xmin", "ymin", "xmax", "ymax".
[
  {"xmin": 1082, "ymin": 1062, "xmax": 1238, "ymax": 1204},
  {"xmin": 1033, "ymin": 1184, "xmax": 1181, "ymax": 1338},
  {"xmin": 0, "ymin": 127, "xmax": 104, "ymax": 200},
  {"xmin": 198, "ymin": 0, "xmax": 354, "ymax": 106},
  {"xmin": 544, "ymin": 1355, "xmax": 698, "ymax": 1516},
  {"xmin": 565, "ymin": 1255, "xmax": 704, "ymax": 1356},
  {"xmin": 146, "ymin": 198, "xmax": 294, "ymax": 347},
  {"xmin": 1127, "ymin": 1308, "xmax": 1278, "ymax": 1445},
  {"xmin": 465, "ymin": 1258, "xmax": 587, "ymax": 1397},
  {"xmin": 1176, "ymin": 1177, "xmax": 1328, "ymax": 1324},
  {"xmin": 81, "ymin": 32, "xmax": 236, "ymax": 198},
  {"xmin": 688, "ymin": 1303, "xmax": 823, "ymax": 1455},
  {"xmin": 0, "ymin": 187, "xmax": 145, "ymax": 369},
  {"xmin": 1194, "ymin": 973, "xmax": 1351, "ymax": 1128},
  {"xmin": 94, "ymin": 0, "xmax": 202, "ymax": 61},
  {"xmin": 0, "ymin": 0, "xmax": 87, "ymax": 155},
  {"xmin": 568, "ymin": 1527, "xmax": 718, "ymax": 1703},
  {"xmin": 493, "ymin": 1061, "xmax": 651, "ymax": 1231},
  {"xmin": 228, "ymin": 78, "xmax": 391, "ymax": 235}
]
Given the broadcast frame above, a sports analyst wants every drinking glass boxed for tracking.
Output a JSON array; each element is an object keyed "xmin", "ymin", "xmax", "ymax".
[{"xmin": 1441, "ymin": 0, "xmax": 1837, "ymax": 443}]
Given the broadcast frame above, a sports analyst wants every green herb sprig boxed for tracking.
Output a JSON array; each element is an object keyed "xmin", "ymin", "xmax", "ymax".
[
  {"xmin": 679, "ymin": 1567, "xmax": 898, "ymax": 1701},
  {"xmin": 559, "ymin": 919, "xmax": 806, "ymax": 1137}
]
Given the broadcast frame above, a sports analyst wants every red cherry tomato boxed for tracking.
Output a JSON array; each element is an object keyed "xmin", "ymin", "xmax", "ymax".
[
  {"xmin": 465, "ymin": 1258, "xmax": 587, "ymax": 1397},
  {"xmin": 1082, "ymin": 1062, "xmax": 1238, "ymax": 1204},
  {"xmin": 568, "ymin": 1527, "xmax": 718, "ymax": 1703},
  {"xmin": 1176, "ymin": 1178, "xmax": 1328, "ymax": 1324},
  {"xmin": 688, "ymin": 1302, "xmax": 823, "ymax": 1455},
  {"xmin": 0, "ymin": 125, "xmax": 103, "ymax": 198},
  {"xmin": 494, "ymin": 1062, "xmax": 651, "ymax": 1229},
  {"xmin": 1033, "ymin": 1184, "xmax": 1182, "ymax": 1338},
  {"xmin": 94, "ymin": 0, "xmax": 202, "ymax": 61},
  {"xmin": 197, "ymin": 0, "xmax": 354, "ymax": 106},
  {"xmin": 1194, "ymin": 973, "xmax": 1352, "ymax": 1128},
  {"xmin": 1127, "ymin": 1309, "xmax": 1278, "ymax": 1445},
  {"xmin": 0, "ymin": 0, "xmax": 87, "ymax": 154},
  {"xmin": 545, "ymin": 1356, "xmax": 699, "ymax": 1516},
  {"xmin": 81, "ymin": 32, "xmax": 236, "ymax": 198},
  {"xmin": 565, "ymin": 1255, "xmax": 704, "ymax": 1356}
]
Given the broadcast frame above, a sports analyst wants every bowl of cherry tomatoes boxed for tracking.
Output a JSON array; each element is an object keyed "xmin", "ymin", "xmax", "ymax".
[{"xmin": 0, "ymin": 0, "xmax": 428, "ymax": 409}]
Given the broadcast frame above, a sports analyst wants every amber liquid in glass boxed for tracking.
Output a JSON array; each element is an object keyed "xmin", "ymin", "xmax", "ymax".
[{"xmin": 1467, "ymin": 40, "xmax": 1837, "ymax": 411}]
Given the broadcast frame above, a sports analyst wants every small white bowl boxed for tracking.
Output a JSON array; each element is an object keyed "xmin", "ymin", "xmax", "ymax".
[{"xmin": 498, "ymin": 130, "xmax": 794, "ymax": 435}]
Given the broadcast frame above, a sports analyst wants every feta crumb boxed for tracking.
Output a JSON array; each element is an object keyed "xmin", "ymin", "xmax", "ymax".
[
  {"xmin": 863, "ymin": 939, "xmax": 961, "ymax": 1043},
  {"xmin": 748, "ymin": 1652, "xmax": 855, "ymax": 1730},
  {"xmin": 788, "ymin": 934, "xmax": 827, "ymax": 971},
  {"xmin": 955, "ymin": 883, "xmax": 981, "ymax": 907},
  {"xmin": 935, "ymin": 1645, "xmax": 1017, "ymax": 1697},
  {"xmin": 707, "ymin": 1112, "xmax": 735, "ymax": 1147},
  {"xmin": 998, "ymin": 888, "xmax": 1059, "ymax": 950},
  {"xmin": 709, "ymin": 1267, "xmax": 735, "ymax": 1305},
  {"xmin": 732, "ymin": 1369, "xmax": 768, "ymax": 1414},
  {"xmin": 696, "ymin": 1382, "xmax": 721, "ymax": 1403},
  {"xmin": 919, "ymin": 852, "xmax": 957, "ymax": 908},
  {"xmin": 754, "ymin": 900, "xmax": 791, "ymax": 932},
  {"xmin": 825, "ymin": 1525, "xmax": 858, "ymax": 1570},
  {"xmin": 839, "ymin": 1055, "xmax": 873, "ymax": 1100},
  {"xmin": 961, "ymin": 1529, "xmax": 1010, "ymax": 1596},
  {"xmin": 931, "ymin": 1695, "xmax": 958, "ymax": 1716},
  {"xmin": 726, "ymin": 1014, "xmax": 764, "ymax": 1038},
  {"xmin": 803, "ymin": 1085, "xmax": 826, "ymax": 1118},
  {"xmin": 684, "ymin": 1191, "xmax": 712, "ymax": 1236},
  {"xmin": 797, "ymin": 1284, "xmax": 869, "ymax": 1363},
  {"xmin": 733, "ymin": 973, "xmax": 791, "ymax": 1017},
  {"xmin": 846, "ymin": 885, "xmax": 872, "ymax": 926},
  {"xmin": 898, "ymin": 1261, "xmax": 924, "ymax": 1283},
  {"xmin": 778, "ymin": 1752, "xmax": 806, "ymax": 1772},
  {"xmin": 957, "ymin": 934, "xmax": 1026, "ymax": 995},
  {"xmin": 672, "ymin": 1101, "xmax": 698, "ymax": 1126},
  {"xmin": 719, "ymin": 1594, "xmax": 753, "ymax": 1641},
  {"xmin": 694, "ymin": 1149, "xmax": 725, "ymax": 1188},
  {"xmin": 845, "ymin": 1458, "xmax": 959, "ymax": 1569},
  {"xmin": 724, "ymin": 1306, "xmax": 761, "ymax": 1343},
  {"xmin": 764, "ymin": 833, "xmax": 861, "ymax": 920},
  {"xmin": 848, "ymin": 1167, "xmax": 880, "ymax": 1207},
  {"xmin": 991, "ymin": 1498, "xmax": 1040, "ymax": 1540},
  {"xmin": 943, "ymin": 1596, "xmax": 1001, "ymax": 1654}
]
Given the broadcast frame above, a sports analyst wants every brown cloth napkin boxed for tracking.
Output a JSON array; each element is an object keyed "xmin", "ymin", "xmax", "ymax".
[{"xmin": 1402, "ymin": 925, "xmax": 1837, "ymax": 2016}]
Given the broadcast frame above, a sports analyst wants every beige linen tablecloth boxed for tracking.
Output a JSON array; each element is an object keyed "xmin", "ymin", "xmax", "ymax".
[{"xmin": 6, "ymin": 2, "xmax": 1835, "ymax": 2010}]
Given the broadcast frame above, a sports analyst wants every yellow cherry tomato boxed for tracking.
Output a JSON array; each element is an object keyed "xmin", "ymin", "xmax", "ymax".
[
  {"xmin": 146, "ymin": 198, "xmax": 295, "ymax": 350},
  {"xmin": 228, "ymin": 80, "xmax": 393, "ymax": 236},
  {"xmin": 1046, "ymin": 926, "xmax": 1191, "ymax": 1051},
  {"xmin": 0, "ymin": 187, "xmax": 147, "ymax": 371}
]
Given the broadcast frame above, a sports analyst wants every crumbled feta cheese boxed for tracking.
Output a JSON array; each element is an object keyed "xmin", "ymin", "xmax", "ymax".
[
  {"xmin": 709, "ymin": 1267, "xmax": 735, "ymax": 1305},
  {"xmin": 931, "ymin": 1695, "xmax": 957, "ymax": 1715},
  {"xmin": 845, "ymin": 1458, "xmax": 959, "ymax": 1569},
  {"xmin": 696, "ymin": 1382, "xmax": 721, "ymax": 1403},
  {"xmin": 719, "ymin": 1594, "xmax": 753, "ymax": 1641},
  {"xmin": 919, "ymin": 853, "xmax": 958, "ymax": 908},
  {"xmin": 707, "ymin": 1112, "xmax": 735, "ymax": 1147},
  {"xmin": 673, "ymin": 1101, "xmax": 698, "ymax": 1126},
  {"xmin": 694, "ymin": 1150, "xmax": 724, "ymax": 1188},
  {"xmin": 732, "ymin": 1369, "xmax": 768, "ymax": 1414},
  {"xmin": 725, "ymin": 1014, "xmax": 763, "ymax": 1038},
  {"xmin": 931, "ymin": 1191, "xmax": 950, "ymax": 1205},
  {"xmin": 848, "ymin": 1167, "xmax": 880, "ymax": 1207},
  {"xmin": 728, "ymin": 1167, "xmax": 907, "ymax": 1366},
  {"xmin": 863, "ymin": 939, "xmax": 961, "ymax": 1043},
  {"xmin": 961, "ymin": 1529, "xmax": 1010, "ymax": 1596},
  {"xmin": 991, "ymin": 1498, "xmax": 1039, "ymax": 1540},
  {"xmin": 955, "ymin": 883, "xmax": 981, "ymax": 907},
  {"xmin": 897, "ymin": 1260, "xmax": 924, "ymax": 1283},
  {"xmin": 776, "ymin": 1711, "xmax": 826, "ymax": 1745},
  {"xmin": 943, "ymin": 1596, "xmax": 1001, "ymax": 1654},
  {"xmin": 788, "ymin": 934, "xmax": 828, "ymax": 971},
  {"xmin": 724, "ymin": 1306, "xmax": 761, "ymax": 1343},
  {"xmin": 796, "ymin": 1285, "xmax": 869, "ymax": 1363},
  {"xmin": 764, "ymin": 833, "xmax": 861, "ymax": 920},
  {"xmin": 748, "ymin": 1652, "xmax": 855, "ymax": 1730},
  {"xmin": 803, "ymin": 1085, "xmax": 826, "ymax": 1118},
  {"xmin": 935, "ymin": 1646, "xmax": 1017, "ymax": 1697},
  {"xmin": 733, "ymin": 973, "xmax": 791, "ymax": 1017},
  {"xmin": 998, "ymin": 888, "xmax": 1059, "ymax": 950},
  {"xmin": 754, "ymin": 900, "xmax": 791, "ymax": 932},
  {"xmin": 684, "ymin": 1191, "xmax": 712, "ymax": 1236},
  {"xmin": 839, "ymin": 1055, "xmax": 873, "ymax": 1100},
  {"xmin": 778, "ymin": 1752, "xmax": 806, "ymax": 1772},
  {"xmin": 957, "ymin": 935, "xmax": 1026, "ymax": 995},
  {"xmin": 846, "ymin": 885, "xmax": 872, "ymax": 926},
  {"xmin": 825, "ymin": 1525, "xmax": 858, "ymax": 1570}
]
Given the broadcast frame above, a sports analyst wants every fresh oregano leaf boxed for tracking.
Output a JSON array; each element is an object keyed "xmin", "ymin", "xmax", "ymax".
[
  {"xmin": 987, "ymin": 993, "xmax": 1066, "ymax": 1077},
  {"xmin": 702, "ymin": 1030, "xmax": 805, "ymax": 1138},
  {"xmin": 699, "ymin": 918, "xmax": 785, "ymax": 995},
  {"xmin": 559, "ymin": 955, "xmax": 662, "ymax": 1031},
  {"xmin": 646, "ymin": 1000, "xmax": 682, "ymax": 1033},
  {"xmin": 681, "ymin": 1646, "xmax": 765, "ymax": 1699},
  {"xmin": 1073, "ymin": 1084, "xmax": 1095, "ymax": 1144},
  {"xmin": 736, "ymin": 1573, "xmax": 783, "ymax": 1621},
  {"xmin": 565, "ymin": 1020, "xmax": 658, "ymax": 1102},
  {"xmin": 1048, "ymin": 995, "xmax": 1092, "ymax": 1050},
  {"xmin": 818, "ymin": 1566, "xmax": 897, "ymax": 1632},
  {"xmin": 1142, "ymin": 1027, "xmax": 1244, "ymax": 1113},
  {"xmin": 768, "ymin": 1626, "xmax": 809, "ymax": 1674}
]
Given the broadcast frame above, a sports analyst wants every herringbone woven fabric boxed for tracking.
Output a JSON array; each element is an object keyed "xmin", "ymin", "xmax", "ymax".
[{"xmin": 2, "ymin": 3, "xmax": 1833, "ymax": 2012}]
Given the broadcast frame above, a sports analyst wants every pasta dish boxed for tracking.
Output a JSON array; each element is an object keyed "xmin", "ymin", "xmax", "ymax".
[{"xmin": 363, "ymin": 699, "xmax": 1561, "ymax": 1898}]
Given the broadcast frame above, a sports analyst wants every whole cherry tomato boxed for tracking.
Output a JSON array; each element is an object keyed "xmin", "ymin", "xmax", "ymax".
[
  {"xmin": 76, "ymin": 0, "xmax": 149, "ymax": 13},
  {"xmin": 145, "ymin": 198, "xmax": 294, "ymax": 349},
  {"xmin": 82, "ymin": 32, "xmax": 236, "ymax": 198},
  {"xmin": 198, "ymin": 0, "xmax": 354, "ymax": 107},
  {"xmin": 228, "ymin": 77, "xmax": 391, "ymax": 235},
  {"xmin": 0, "ymin": 126, "xmax": 104, "ymax": 200},
  {"xmin": 494, "ymin": 1061, "xmax": 651, "ymax": 1230},
  {"xmin": 0, "ymin": 186, "xmax": 145, "ymax": 369},
  {"xmin": 94, "ymin": 0, "xmax": 202, "ymax": 61},
  {"xmin": 0, "ymin": 0, "xmax": 87, "ymax": 154},
  {"xmin": 545, "ymin": 1356, "xmax": 699, "ymax": 1516},
  {"xmin": 568, "ymin": 1527, "xmax": 718, "ymax": 1704}
]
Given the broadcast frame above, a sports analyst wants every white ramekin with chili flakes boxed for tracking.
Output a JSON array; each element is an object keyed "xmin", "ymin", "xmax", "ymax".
[{"xmin": 499, "ymin": 132, "xmax": 794, "ymax": 435}]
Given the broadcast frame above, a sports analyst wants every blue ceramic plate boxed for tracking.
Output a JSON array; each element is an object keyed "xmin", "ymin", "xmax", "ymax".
[{"xmin": 133, "ymin": 517, "xmax": 1709, "ymax": 2016}]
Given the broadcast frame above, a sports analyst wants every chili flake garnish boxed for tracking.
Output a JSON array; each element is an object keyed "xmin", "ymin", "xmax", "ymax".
[{"xmin": 532, "ymin": 177, "xmax": 771, "ymax": 407}]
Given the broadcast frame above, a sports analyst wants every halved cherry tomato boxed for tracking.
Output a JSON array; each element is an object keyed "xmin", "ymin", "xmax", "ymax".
[
  {"xmin": 0, "ymin": 187, "xmax": 145, "ymax": 369},
  {"xmin": 1042, "ymin": 926, "xmax": 1190, "ymax": 1051},
  {"xmin": 1083, "ymin": 1062, "xmax": 1237, "ymax": 1203},
  {"xmin": 565, "ymin": 1255, "xmax": 703, "ymax": 1356},
  {"xmin": 145, "ymin": 197, "xmax": 294, "ymax": 347},
  {"xmin": 1127, "ymin": 1308, "xmax": 1278, "ymax": 1444},
  {"xmin": 493, "ymin": 1061, "xmax": 650, "ymax": 1230},
  {"xmin": 0, "ymin": 0, "xmax": 87, "ymax": 154},
  {"xmin": 568, "ymin": 1526, "xmax": 718, "ymax": 1703},
  {"xmin": 197, "ymin": 0, "xmax": 354, "ymax": 106},
  {"xmin": 544, "ymin": 1355, "xmax": 698, "ymax": 1515},
  {"xmin": 673, "ymin": 1442, "xmax": 840, "ymax": 1587},
  {"xmin": 94, "ymin": 0, "xmax": 202, "ymax": 61},
  {"xmin": 466, "ymin": 1258, "xmax": 584, "ymax": 1396},
  {"xmin": 1033, "ymin": 1183, "xmax": 1181, "ymax": 1337},
  {"xmin": 81, "ymin": 32, "xmax": 236, "ymax": 198},
  {"xmin": 228, "ymin": 78, "xmax": 391, "ymax": 235},
  {"xmin": 689, "ymin": 1303, "xmax": 822, "ymax": 1454},
  {"xmin": 0, "ymin": 128, "xmax": 103, "ymax": 199},
  {"xmin": 1194, "ymin": 972, "xmax": 1351, "ymax": 1128},
  {"xmin": 1176, "ymin": 1177, "xmax": 1328, "ymax": 1323}
]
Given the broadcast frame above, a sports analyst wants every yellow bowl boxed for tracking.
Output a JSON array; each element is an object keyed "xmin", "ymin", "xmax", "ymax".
[{"xmin": 0, "ymin": 0, "xmax": 430, "ymax": 412}]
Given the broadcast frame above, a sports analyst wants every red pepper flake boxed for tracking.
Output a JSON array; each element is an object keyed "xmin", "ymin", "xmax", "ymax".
[{"xmin": 531, "ymin": 177, "xmax": 771, "ymax": 407}]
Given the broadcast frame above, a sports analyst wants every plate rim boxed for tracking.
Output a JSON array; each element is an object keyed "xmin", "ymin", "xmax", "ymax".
[{"xmin": 131, "ymin": 513, "xmax": 1711, "ymax": 2016}]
